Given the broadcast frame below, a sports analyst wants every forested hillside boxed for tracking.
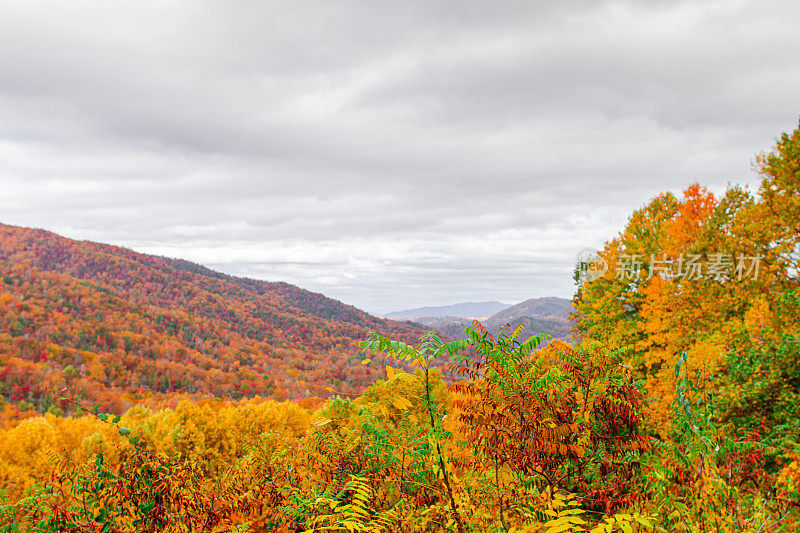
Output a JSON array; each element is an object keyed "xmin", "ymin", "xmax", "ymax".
[{"xmin": 0, "ymin": 224, "xmax": 428, "ymax": 419}]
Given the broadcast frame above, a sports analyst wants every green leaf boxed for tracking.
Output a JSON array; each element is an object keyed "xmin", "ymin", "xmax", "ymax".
[{"xmin": 118, "ymin": 427, "xmax": 131, "ymax": 437}]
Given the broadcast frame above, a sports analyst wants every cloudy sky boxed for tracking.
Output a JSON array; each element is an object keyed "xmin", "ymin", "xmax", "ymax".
[{"xmin": 1, "ymin": 0, "xmax": 798, "ymax": 314}]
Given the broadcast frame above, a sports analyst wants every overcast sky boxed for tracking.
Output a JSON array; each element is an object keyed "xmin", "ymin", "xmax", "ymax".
[{"xmin": 1, "ymin": 0, "xmax": 798, "ymax": 314}]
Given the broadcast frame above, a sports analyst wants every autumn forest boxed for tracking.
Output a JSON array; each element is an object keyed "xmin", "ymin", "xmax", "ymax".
[{"xmin": 1, "ymin": 120, "xmax": 800, "ymax": 531}]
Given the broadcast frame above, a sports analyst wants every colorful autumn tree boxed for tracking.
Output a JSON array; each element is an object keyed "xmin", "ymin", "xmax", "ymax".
[
  {"xmin": 573, "ymin": 117, "xmax": 800, "ymax": 434},
  {"xmin": 452, "ymin": 322, "xmax": 650, "ymax": 522}
]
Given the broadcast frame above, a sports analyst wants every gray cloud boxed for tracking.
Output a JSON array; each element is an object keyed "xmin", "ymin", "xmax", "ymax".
[{"xmin": 0, "ymin": 0, "xmax": 798, "ymax": 313}]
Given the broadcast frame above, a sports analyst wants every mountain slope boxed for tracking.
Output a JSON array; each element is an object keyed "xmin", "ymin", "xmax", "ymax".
[
  {"xmin": 0, "ymin": 223, "xmax": 428, "ymax": 414},
  {"xmin": 483, "ymin": 297, "xmax": 574, "ymax": 341},
  {"xmin": 385, "ymin": 301, "xmax": 510, "ymax": 320}
]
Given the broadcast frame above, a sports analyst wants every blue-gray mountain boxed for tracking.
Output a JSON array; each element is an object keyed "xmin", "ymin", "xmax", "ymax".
[
  {"xmin": 388, "ymin": 297, "xmax": 574, "ymax": 342},
  {"xmin": 383, "ymin": 301, "xmax": 510, "ymax": 320}
]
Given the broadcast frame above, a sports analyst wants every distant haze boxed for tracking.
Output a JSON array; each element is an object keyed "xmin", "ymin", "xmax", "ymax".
[
  {"xmin": 1, "ymin": 1, "xmax": 799, "ymax": 313},
  {"xmin": 396, "ymin": 297, "xmax": 574, "ymax": 341},
  {"xmin": 384, "ymin": 301, "xmax": 511, "ymax": 320}
]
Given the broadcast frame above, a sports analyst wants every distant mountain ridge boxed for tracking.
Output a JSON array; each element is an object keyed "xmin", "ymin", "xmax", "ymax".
[
  {"xmin": 384, "ymin": 301, "xmax": 510, "ymax": 320},
  {"xmin": 391, "ymin": 297, "xmax": 574, "ymax": 341},
  {"xmin": 408, "ymin": 316, "xmax": 474, "ymax": 339},
  {"xmin": 484, "ymin": 296, "xmax": 572, "ymax": 326},
  {"xmin": 483, "ymin": 297, "xmax": 574, "ymax": 342}
]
